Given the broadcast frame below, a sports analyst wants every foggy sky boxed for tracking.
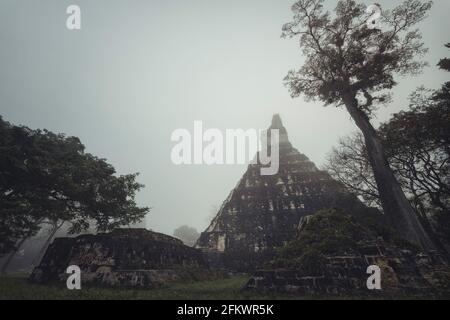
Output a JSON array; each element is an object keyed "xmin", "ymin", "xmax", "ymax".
[{"xmin": 1, "ymin": 0, "xmax": 449, "ymax": 235}]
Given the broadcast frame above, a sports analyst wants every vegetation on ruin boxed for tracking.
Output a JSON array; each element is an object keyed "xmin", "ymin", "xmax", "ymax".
[
  {"xmin": 269, "ymin": 208, "xmax": 419, "ymax": 272},
  {"xmin": 271, "ymin": 209, "xmax": 367, "ymax": 272}
]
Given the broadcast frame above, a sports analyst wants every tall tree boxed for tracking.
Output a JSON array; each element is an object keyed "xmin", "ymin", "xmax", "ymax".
[
  {"xmin": 282, "ymin": 0, "xmax": 434, "ymax": 249},
  {"xmin": 0, "ymin": 117, "xmax": 150, "ymax": 272},
  {"xmin": 325, "ymin": 42, "xmax": 450, "ymax": 251}
]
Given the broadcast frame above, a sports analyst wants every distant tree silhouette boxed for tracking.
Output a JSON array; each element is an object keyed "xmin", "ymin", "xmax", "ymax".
[
  {"xmin": 173, "ymin": 225, "xmax": 200, "ymax": 247},
  {"xmin": 437, "ymin": 43, "xmax": 450, "ymax": 73},
  {"xmin": 325, "ymin": 132, "xmax": 379, "ymax": 207}
]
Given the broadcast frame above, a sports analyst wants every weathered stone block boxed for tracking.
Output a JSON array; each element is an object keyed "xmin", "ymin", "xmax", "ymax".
[
  {"xmin": 30, "ymin": 229, "xmax": 209, "ymax": 288},
  {"xmin": 244, "ymin": 245, "xmax": 450, "ymax": 297}
]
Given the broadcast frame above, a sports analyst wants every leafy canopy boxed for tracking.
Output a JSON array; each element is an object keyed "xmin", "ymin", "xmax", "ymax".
[
  {"xmin": 0, "ymin": 117, "xmax": 149, "ymax": 256},
  {"xmin": 283, "ymin": 0, "xmax": 432, "ymax": 117}
]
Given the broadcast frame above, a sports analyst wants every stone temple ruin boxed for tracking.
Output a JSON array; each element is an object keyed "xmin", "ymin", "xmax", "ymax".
[
  {"xmin": 30, "ymin": 115, "xmax": 449, "ymax": 296},
  {"xmin": 244, "ymin": 239, "xmax": 450, "ymax": 296},
  {"xmin": 30, "ymin": 229, "xmax": 209, "ymax": 288},
  {"xmin": 196, "ymin": 115, "xmax": 380, "ymax": 271}
]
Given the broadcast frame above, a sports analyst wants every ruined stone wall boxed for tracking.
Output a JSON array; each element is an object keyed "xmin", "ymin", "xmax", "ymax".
[
  {"xmin": 30, "ymin": 229, "xmax": 209, "ymax": 288},
  {"xmin": 245, "ymin": 243, "xmax": 450, "ymax": 297}
]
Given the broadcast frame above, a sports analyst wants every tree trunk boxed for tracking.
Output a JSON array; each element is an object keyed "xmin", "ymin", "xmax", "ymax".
[
  {"xmin": 411, "ymin": 189, "xmax": 447, "ymax": 253},
  {"xmin": 32, "ymin": 221, "xmax": 64, "ymax": 267},
  {"xmin": 342, "ymin": 94, "xmax": 435, "ymax": 251}
]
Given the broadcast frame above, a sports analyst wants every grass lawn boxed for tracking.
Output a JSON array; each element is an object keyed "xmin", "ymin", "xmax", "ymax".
[
  {"xmin": 0, "ymin": 275, "xmax": 297, "ymax": 300},
  {"xmin": 1, "ymin": 275, "xmax": 447, "ymax": 300}
]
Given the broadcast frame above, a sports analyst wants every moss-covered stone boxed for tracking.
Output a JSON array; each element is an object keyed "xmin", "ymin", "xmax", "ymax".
[{"xmin": 246, "ymin": 209, "xmax": 450, "ymax": 297}]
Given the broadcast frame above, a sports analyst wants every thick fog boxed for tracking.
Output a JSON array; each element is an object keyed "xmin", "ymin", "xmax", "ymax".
[{"xmin": 0, "ymin": 0, "xmax": 449, "ymax": 235}]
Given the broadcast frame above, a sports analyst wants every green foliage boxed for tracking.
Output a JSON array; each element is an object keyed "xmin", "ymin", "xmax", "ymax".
[
  {"xmin": 380, "ymin": 88, "xmax": 450, "ymax": 206},
  {"xmin": 270, "ymin": 209, "xmax": 377, "ymax": 271},
  {"xmin": 0, "ymin": 276, "xmax": 268, "ymax": 300},
  {"xmin": 325, "ymin": 43, "xmax": 450, "ymax": 250},
  {"xmin": 380, "ymin": 46, "xmax": 450, "ymax": 248},
  {"xmin": 1, "ymin": 275, "xmax": 447, "ymax": 300},
  {"xmin": 295, "ymin": 249, "xmax": 327, "ymax": 276},
  {"xmin": 270, "ymin": 208, "xmax": 423, "ymax": 272},
  {"xmin": 437, "ymin": 43, "xmax": 450, "ymax": 73},
  {"xmin": 283, "ymin": 0, "xmax": 436, "ymax": 250},
  {"xmin": 283, "ymin": 0, "xmax": 432, "ymax": 115},
  {"xmin": 0, "ymin": 116, "xmax": 149, "ymax": 256}
]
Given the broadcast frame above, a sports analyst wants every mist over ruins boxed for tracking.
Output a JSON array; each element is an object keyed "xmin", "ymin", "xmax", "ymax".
[{"xmin": 1, "ymin": 0, "xmax": 449, "ymax": 300}]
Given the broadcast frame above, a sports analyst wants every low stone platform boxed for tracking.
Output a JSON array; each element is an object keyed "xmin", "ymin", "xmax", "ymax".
[
  {"xmin": 245, "ymin": 243, "xmax": 450, "ymax": 297},
  {"xmin": 30, "ymin": 229, "xmax": 210, "ymax": 288}
]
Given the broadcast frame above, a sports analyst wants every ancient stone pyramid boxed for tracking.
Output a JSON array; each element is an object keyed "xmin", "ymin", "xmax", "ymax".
[{"xmin": 196, "ymin": 115, "xmax": 378, "ymax": 271}]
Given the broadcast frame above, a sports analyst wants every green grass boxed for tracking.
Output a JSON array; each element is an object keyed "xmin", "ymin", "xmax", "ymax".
[
  {"xmin": 1, "ymin": 275, "xmax": 447, "ymax": 300},
  {"xmin": 0, "ymin": 275, "xmax": 297, "ymax": 300}
]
